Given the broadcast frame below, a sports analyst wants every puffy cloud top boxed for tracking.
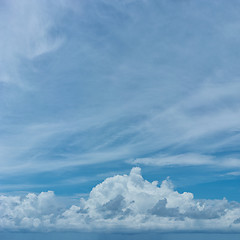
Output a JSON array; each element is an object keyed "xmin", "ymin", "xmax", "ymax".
[{"xmin": 0, "ymin": 168, "xmax": 240, "ymax": 232}]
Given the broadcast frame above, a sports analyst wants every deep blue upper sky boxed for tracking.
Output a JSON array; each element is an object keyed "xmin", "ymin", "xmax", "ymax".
[{"xmin": 1, "ymin": 0, "xmax": 240, "ymax": 235}]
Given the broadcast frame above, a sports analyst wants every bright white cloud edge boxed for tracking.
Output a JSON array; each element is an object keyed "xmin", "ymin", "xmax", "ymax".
[{"xmin": 0, "ymin": 168, "xmax": 240, "ymax": 232}]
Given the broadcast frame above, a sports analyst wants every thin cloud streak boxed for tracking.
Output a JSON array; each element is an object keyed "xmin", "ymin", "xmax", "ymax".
[{"xmin": 130, "ymin": 154, "xmax": 240, "ymax": 170}]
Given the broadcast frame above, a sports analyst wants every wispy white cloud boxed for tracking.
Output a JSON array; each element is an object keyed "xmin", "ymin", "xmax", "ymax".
[
  {"xmin": 0, "ymin": 0, "xmax": 64, "ymax": 87},
  {"xmin": 226, "ymin": 171, "xmax": 240, "ymax": 176},
  {"xmin": 1, "ymin": 0, "xmax": 240, "ymax": 192},
  {"xmin": 130, "ymin": 154, "xmax": 214, "ymax": 167},
  {"xmin": 129, "ymin": 154, "xmax": 240, "ymax": 171}
]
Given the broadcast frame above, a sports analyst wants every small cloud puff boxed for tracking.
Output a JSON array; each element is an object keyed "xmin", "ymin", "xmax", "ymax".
[{"xmin": 1, "ymin": 168, "xmax": 240, "ymax": 232}]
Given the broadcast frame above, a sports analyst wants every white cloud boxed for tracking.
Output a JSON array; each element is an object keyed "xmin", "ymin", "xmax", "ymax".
[
  {"xmin": 226, "ymin": 171, "xmax": 240, "ymax": 176},
  {"xmin": 0, "ymin": 168, "xmax": 240, "ymax": 232},
  {"xmin": 129, "ymin": 154, "xmax": 240, "ymax": 172},
  {"xmin": 0, "ymin": 0, "xmax": 64, "ymax": 87},
  {"xmin": 130, "ymin": 153, "xmax": 214, "ymax": 167},
  {"xmin": 0, "ymin": 191, "xmax": 58, "ymax": 230}
]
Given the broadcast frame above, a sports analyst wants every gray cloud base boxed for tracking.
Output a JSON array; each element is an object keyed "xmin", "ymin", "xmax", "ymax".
[{"xmin": 0, "ymin": 168, "xmax": 240, "ymax": 232}]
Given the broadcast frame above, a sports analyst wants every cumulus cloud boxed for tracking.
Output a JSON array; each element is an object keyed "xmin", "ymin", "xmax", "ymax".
[
  {"xmin": 0, "ymin": 168, "xmax": 240, "ymax": 232},
  {"xmin": 0, "ymin": 191, "xmax": 58, "ymax": 230}
]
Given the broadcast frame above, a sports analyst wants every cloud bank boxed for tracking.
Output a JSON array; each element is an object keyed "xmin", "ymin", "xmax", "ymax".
[{"xmin": 0, "ymin": 168, "xmax": 240, "ymax": 232}]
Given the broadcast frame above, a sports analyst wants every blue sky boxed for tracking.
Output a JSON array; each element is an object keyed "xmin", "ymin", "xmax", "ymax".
[
  {"xmin": 1, "ymin": 0, "xmax": 240, "ymax": 237},
  {"xmin": 1, "ymin": 232, "xmax": 240, "ymax": 240}
]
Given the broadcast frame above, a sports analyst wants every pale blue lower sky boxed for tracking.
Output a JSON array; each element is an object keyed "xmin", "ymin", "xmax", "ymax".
[{"xmin": 1, "ymin": 232, "xmax": 240, "ymax": 240}]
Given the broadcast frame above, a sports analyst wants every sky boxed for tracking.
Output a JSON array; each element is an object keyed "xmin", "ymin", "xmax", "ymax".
[{"xmin": 1, "ymin": 0, "xmax": 240, "ymax": 238}]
